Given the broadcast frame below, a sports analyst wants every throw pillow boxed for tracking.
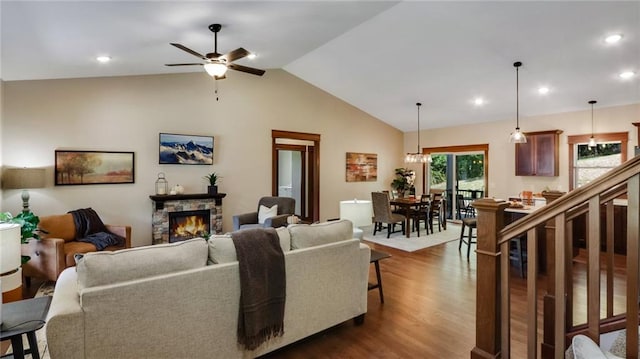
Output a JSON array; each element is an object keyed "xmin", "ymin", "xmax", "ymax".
[
  {"xmin": 608, "ymin": 330, "xmax": 638, "ymax": 358},
  {"xmin": 258, "ymin": 204, "xmax": 278, "ymax": 224}
]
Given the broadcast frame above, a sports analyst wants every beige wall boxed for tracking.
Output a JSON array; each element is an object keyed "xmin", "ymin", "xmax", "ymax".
[
  {"xmin": 405, "ymin": 103, "xmax": 640, "ymax": 199},
  {"xmin": 1, "ymin": 70, "xmax": 403, "ymax": 246}
]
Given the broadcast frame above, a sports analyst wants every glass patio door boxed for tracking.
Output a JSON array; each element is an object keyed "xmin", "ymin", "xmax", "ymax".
[{"xmin": 429, "ymin": 152, "xmax": 485, "ymax": 220}]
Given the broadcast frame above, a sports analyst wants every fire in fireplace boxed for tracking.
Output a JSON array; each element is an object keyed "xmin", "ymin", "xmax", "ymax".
[{"xmin": 169, "ymin": 210, "xmax": 210, "ymax": 242}]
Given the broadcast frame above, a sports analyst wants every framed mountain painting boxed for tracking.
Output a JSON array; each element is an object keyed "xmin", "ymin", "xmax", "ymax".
[{"xmin": 159, "ymin": 133, "xmax": 214, "ymax": 165}]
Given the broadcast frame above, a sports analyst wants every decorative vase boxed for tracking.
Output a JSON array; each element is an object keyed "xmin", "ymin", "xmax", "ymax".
[{"xmin": 208, "ymin": 185, "xmax": 218, "ymax": 195}]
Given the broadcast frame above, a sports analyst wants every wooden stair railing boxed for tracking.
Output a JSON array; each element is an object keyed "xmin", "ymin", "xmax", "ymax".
[{"xmin": 471, "ymin": 154, "xmax": 640, "ymax": 359}]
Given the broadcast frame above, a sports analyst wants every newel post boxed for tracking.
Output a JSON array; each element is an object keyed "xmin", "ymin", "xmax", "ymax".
[{"xmin": 471, "ymin": 198, "xmax": 509, "ymax": 359}]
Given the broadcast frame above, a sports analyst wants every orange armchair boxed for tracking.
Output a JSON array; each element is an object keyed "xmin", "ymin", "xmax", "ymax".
[{"xmin": 21, "ymin": 213, "xmax": 131, "ymax": 282}]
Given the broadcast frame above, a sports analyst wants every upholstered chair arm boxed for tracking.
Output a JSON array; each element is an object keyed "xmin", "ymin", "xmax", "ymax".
[
  {"xmin": 21, "ymin": 237, "xmax": 66, "ymax": 282},
  {"xmin": 264, "ymin": 214, "xmax": 290, "ymax": 228},
  {"xmin": 105, "ymin": 224, "xmax": 132, "ymax": 248},
  {"xmin": 232, "ymin": 212, "xmax": 259, "ymax": 231}
]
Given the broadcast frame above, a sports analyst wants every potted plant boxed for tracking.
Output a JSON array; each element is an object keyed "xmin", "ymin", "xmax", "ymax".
[
  {"xmin": 390, "ymin": 168, "xmax": 415, "ymax": 198},
  {"xmin": 0, "ymin": 211, "xmax": 41, "ymax": 264},
  {"xmin": 204, "ymin": 172, "xmax": 221, "ymax": 195}
]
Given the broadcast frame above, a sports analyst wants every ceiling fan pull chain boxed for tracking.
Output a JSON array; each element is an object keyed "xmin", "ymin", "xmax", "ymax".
[{"xmin": 214, "ymin": 79, "xmax": 220, "ymax": 101}]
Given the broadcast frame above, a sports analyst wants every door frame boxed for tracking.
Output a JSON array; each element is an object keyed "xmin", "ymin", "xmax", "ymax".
[{"xmin": 272, "ymin": 130, "xmax": 320, "ymax": 222}]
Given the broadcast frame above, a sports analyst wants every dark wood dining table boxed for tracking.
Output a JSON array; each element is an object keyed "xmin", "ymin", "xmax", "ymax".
[{"xmin": 389, "ymin": 197, "xmax": 427, "ymax": 238}]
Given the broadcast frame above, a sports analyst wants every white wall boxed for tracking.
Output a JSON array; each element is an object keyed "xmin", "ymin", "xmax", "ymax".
[
  {"xmin": 1, "ymin": 70, "xmax": 403, "ymax": 246},
  {"xmin": 405, "ymin": 103, "xmax": 640, "ymax": 199}
]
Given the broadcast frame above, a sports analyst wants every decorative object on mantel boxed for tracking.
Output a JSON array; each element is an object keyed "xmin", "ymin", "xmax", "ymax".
[
  {"xmin": 509, "ymin": 61, "xmax": 527, "ymax": 144},
  {"xmin": 588, "ymin": 100, "xmax": 598, "ymax": 148},
  {"xmin": 345, "ymin": 152, "xmax": 377, "ymax": 182},
  {"xmin": 204, "ymin": 172, "xmax": 220, "ymax": 194},
  {"xmin": 390, "ymin": 168, "xmax": 415, "ymax": 198},
  {"xmin": 170, "ymin": 184, "xmax": 185, "ymax": 195},
  {"xmin": 405, "ymin": 102, "xmax": 431, "ymax": 163},
  {"xmin": 159, "ymin": 133, "xmax": 214, "ymax": 165},
  {"xmin": 156, "ymin": 172, "xmax": 168, "ymax": 195},
  {"xmin": 2, "ymin": 167, "xmax": 45, "ymax": 213}
]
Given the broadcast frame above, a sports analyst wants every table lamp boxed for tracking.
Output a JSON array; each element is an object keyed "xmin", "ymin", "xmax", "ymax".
[
  {"xmin": 2, "ymin": 168, "xmax": 46, "ymax": 213},
  {"xmin": 339, "ymin": 199, "xmax": 373, "ymax": 239},
  {"xmin": 1, "ymin": 223, "xmax": 23, "ymax": 324}
]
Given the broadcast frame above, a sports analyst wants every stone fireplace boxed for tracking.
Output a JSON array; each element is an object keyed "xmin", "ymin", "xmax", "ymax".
[{"xmin": 150, "ymin": 193, "xmax": 226, "ymax": 244}]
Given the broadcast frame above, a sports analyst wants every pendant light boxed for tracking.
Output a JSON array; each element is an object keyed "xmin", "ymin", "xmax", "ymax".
[
  {"xmin": 509, "ymin": 61, "xmax": 527, "ymax": 143},
  {"xmin": 405, "ymin": 102, "xmax": 430, "ymax": 163},
  {"xmin": 588, "ymin": 100, "xmax": 597, "ymax": 148}
]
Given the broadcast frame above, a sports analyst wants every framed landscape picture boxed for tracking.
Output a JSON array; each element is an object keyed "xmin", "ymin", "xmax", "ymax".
[
  {"xmin": 159, "ymin": 133, "xmax": 214, "ymax": 165},
  {"xmin": 55, "ymin": 150, "xmax": 135, "ymax": 185},
  {"xmin": 346, "ymin": 152, "xmax": 377, "ymax": 182}
]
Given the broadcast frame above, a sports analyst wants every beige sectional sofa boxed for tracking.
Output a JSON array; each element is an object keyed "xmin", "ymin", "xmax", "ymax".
[{"xmin": 45, "ymin": 220, "xmax": 371, "ymax": 359}]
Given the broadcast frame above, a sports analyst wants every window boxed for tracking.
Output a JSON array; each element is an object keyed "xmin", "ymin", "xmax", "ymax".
[{"xmin": 567, "ymin": 132, "xmax": 628, "ymax": 190}]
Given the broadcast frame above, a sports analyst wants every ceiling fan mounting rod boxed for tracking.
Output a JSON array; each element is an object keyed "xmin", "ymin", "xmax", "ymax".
[{"xmin": 208, "ymin": 23, "xmax": 222, "ymax": 54}]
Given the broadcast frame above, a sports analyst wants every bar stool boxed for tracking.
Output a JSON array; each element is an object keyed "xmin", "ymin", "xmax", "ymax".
[{"xmin": 458, "ymin": 217, "xmax": 477, "ymax": 259}]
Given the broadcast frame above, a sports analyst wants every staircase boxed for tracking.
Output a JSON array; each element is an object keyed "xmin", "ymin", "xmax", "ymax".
[{"xmin": 471, "ymin": 154, "xmax": 640, "ymax": 359}]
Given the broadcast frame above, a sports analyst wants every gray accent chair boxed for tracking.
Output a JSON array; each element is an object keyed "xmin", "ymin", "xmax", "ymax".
[{"xmin": 233, "ymin": 196, "xmax": 296, "ymax": 231}]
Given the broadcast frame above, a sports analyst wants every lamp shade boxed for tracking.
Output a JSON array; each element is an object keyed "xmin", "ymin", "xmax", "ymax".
[
  {"xmin": 2, "ymin": 168, "xmax": 46, "ymax": 189},
  {"xmin": 339, "ymin": 200, "xmax": 373, "ymax": 228},
  {"xmin": 204, "ymin": 63, "xmax": 228, "ymax": 77}
]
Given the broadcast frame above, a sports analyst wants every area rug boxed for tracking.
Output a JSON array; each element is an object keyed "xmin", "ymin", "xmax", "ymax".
[{"xmin": 362, "ymin": 223, "xmax": 461, "ymax": 252}]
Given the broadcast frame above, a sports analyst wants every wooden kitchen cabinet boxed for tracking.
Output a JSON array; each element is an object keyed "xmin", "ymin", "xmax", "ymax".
[{"xmin": 515, "ymin": 130, "xmax": 562, "ymax": 176}]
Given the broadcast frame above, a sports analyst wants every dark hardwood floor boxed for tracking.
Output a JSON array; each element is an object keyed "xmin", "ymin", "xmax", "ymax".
[
  {"xmin": 23, "ymin": 228, "xmax": 624, "ymax": 358},
  {"xmin": 262, "ymin": 237, "xmax": 482, "ymax": 358}
]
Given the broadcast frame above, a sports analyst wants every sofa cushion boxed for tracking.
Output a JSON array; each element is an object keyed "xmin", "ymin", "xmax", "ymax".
[
  {"xmin": 39, "ymin": 214, "xmax": 76, "ymax": 242},
  {"xmin": 76, "ymin": 238, "xmax": 208, "ymax": 290},
  {"xmin": 288, "ymin": 219, "xmax": 353, "ymax": 249},
  {"xmin": 208, "ymin": 227, "xmax": 290, "ymax": 264}
]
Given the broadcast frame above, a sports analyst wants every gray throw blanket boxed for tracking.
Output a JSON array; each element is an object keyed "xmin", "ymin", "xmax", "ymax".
[
  {"xmin": 231, "ymin": 228, "xmax": 286, "ymax": 350},
  {"xmin": 69, "ymin": 208, "xmax": 124, "ymax": 250}
]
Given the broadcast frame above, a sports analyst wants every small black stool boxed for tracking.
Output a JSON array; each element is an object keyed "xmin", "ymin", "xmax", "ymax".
[
  {"xmin": 368, "ymin": 249, "xmax": 391, "ymax": 303},
  {"xmin": 458, "ymin": 217, "xmax": 477, "ymax": 259}
]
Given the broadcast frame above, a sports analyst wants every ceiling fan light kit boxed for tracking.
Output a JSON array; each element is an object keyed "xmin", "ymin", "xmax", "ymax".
[
  {"xmin": 166, "ymin": 23, "xmax": 265, "ymax": 80},
  {"xmin": 509, "ymin": 61, "xmax": 527, "ymax": 144}
]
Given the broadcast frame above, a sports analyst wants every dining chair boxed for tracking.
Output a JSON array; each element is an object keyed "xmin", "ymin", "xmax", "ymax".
[
  {"xmin": 371, "ymin": 192, "xmax": 405, "ymax": 238},
  {"xmin": 411, "ymin": 194, "xmax": 431, "ymax": 236},
  {"xmin": 429, "ymin": 192, "xmax": 445, "ymax": 233}
]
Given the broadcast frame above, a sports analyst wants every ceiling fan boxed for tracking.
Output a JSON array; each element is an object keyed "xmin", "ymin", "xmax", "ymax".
[{"xmin": 165, "ymin": 23, "xmax": 265, "ymax": 80}]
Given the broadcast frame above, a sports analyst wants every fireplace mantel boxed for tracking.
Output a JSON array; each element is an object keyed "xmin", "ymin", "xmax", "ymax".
[
  {"xmin": 150, "ymin": 193, "xmax": 227, "ymax": 244},
  {"xmin": 149, "ymin": 193, "xmax": 226, "ymax": 209}
]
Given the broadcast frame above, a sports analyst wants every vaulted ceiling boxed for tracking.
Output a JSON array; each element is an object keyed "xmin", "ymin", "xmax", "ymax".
[{"xmin": 1, "ymin": 1, "xmax": 638, "ymax": 131}]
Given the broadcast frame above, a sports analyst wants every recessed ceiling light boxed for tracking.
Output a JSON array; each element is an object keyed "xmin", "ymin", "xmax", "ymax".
[
  {"xmin": 605, "ymin": 34, "xmax": 623, "ymax": 44},
  {"xmin": 538, "ymin": 87, "xmax": 550, "ymax": 95},
  {"xmin": 619, "ymin": 71, "xmax": 635, "ymax": 79},
  {"xmin": 473, "ymin": 97, "xmax": 484, "ymax": 106},
  {"xmin": 96, "ymin": 56, "xmax": 111, "ymax": 63},
  {"xmin": 247, "ymin": 53, "xmax": 257, "ymax": 60}
]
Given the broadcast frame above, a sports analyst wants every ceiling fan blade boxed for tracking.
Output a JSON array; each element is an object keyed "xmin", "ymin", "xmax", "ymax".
[
  {"xmin": 170, "ymin": 43, "xmax": 206, "ymax": 60},
  {"xmin": 220, "ymin": 48, "xmax": 250, "ymax": 63},
  {"xmin": 227, "ymin": 63, "xmax": 265, "ymax": 76},
  {"xmin": 165, "ymin": 63, "xmax": 203, "ymax": 67}
]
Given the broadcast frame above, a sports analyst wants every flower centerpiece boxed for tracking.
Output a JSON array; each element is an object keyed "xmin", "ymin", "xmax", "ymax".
[{"xmin": 390, "ymin": 168, "xmax": 415, "ymax": 198}]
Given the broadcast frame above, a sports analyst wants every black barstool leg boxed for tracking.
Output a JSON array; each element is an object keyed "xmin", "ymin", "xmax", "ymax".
[
  {"xmin": 459, "ymin": 221, "xmax": 466, "ymax": 251},
  {"xmin": 467, "ymin": 227, "xmax": 472, "ymax": 259}
]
